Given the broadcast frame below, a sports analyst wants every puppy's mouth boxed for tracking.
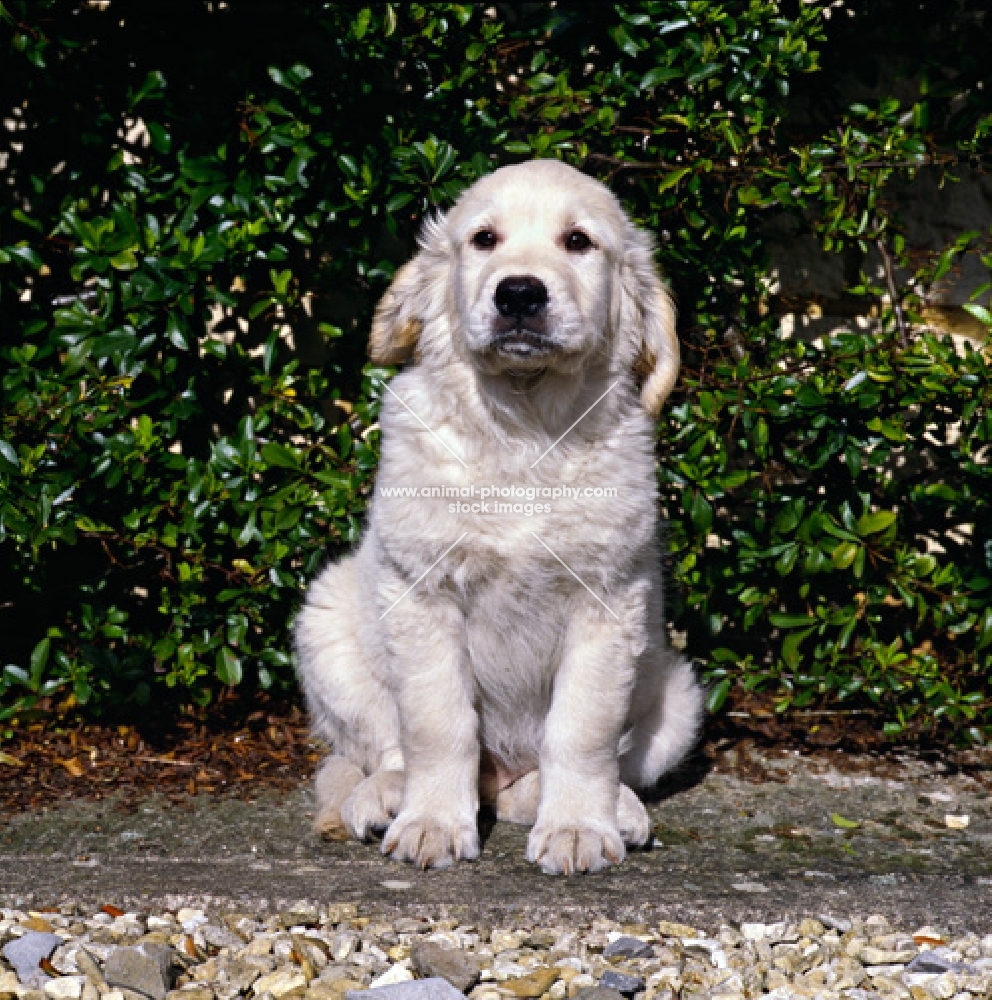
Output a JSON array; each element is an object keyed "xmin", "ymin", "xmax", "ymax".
[{"xmin": 490, "ymin": 325, "xmax": 559, "ymax": 361}]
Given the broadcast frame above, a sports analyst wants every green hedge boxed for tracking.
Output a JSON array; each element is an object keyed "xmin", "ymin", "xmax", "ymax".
[{"xmin": 2, "ymin": 2, "xmax": 991, "ymax": 741}]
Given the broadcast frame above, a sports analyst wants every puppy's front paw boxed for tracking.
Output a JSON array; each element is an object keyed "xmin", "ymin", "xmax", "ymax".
[
  {"xmin": 382, "ymin": 811, "xmax": 480, "ymax": 869},
  {"xmin": 617, "ymin": 783, "xmax": 652, "ymax": 846},
  {"xmin": 526, "ymin": 819, "xmax": 625, "ymax": 875},
  {"xmin": 340, "ymin": 769, "xmax": 404, "ymax": 841}
]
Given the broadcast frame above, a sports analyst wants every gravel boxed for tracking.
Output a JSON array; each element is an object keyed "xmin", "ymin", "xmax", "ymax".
[{"xmin": 1, "ymin": 904, "xmax": 991, "ymax": 1000}]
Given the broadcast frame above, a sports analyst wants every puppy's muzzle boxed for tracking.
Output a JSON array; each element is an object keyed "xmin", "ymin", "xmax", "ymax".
[{"xmin": 491, "ymin": 275, "xmax": 555, "ymax": 359}]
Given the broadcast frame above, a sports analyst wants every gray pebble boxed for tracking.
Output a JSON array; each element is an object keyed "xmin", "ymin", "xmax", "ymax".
[
  {"xmin": 574, "ymin": 990, "xmax": 625, "ymax": 1000},
  {"xmin": 346, "ymin": 979, "xmax": 466, "ymax": 1000},
  {"xmin": 598, "ymin": 970, "xmax": 645, "ymax": 996},
  {"xmin": 410, "ymin": 940, "xmax": 480, "ymax": 992},
  {"xmin": 602, "ymin": 937, "xmax": 653, "ymax": 960},
  {"xmin": 906, "ymin": 948, "xmax": 972, "ymax": 975},
  {"xmin": 105, "ymin": 943, "xmax": 175, "ymax": 1000},
  {"xmin": 2, "ymin": 932, "xmax": 64, "ymax": 989}
]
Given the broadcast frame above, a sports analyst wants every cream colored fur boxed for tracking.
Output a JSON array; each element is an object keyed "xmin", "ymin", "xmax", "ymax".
[{"xmin": 296, "ymin": 160, "xmax": 703, "ymax": 874}]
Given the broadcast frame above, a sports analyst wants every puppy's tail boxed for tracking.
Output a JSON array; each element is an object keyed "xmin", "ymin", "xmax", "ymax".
[{"xmin": 620, "ymin": 655, "xmax": 705, "ymax": 790}]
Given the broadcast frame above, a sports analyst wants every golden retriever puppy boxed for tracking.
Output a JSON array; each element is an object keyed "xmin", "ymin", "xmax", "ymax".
[{"xmin": 295, "ymin": 159, "xmax": 703, "ymax": 874}]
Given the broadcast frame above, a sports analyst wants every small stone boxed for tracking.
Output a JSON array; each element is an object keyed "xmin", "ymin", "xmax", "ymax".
[
  {"xmin": 798, "ymin": 920, "xmax": 825, "ymax": 938},
  {"xmin": 864, "ymin": 948, "xmax": 916, "ymax": 966},
  {"xmin": 245, "ymin": 939, "xmax": 274, "ymax": 959},
  {"xmin": 3, "ymin": 933, "xmax": 65, "ymax": 989},
  {"xmin": 490, "ymin": 932, "xmax": 528, "ymax": 954},
  {"xmin": 656, "ymin": 923, "xmax": 699, "ymax": 940},
  {"xmin": 682, "ymin": 941, "xmax": 727, "ymax": 970},
  {"xmin": 176, "ymin": 913, "xmax": 206, "ymax": 934},
  {"xmin": 526, "ymin": 931, "xmax": 558, "ymax": 950},
  {"xmin": 1, "ymin": 970, "xmax": 22, "ymax": 999},
  {"xmin": 284, "ymin": 905, "xmax": 321, "ymax": 929},
  {"xmin": 200, "ymin": 926, "xmax": 244, "ymax": 952},
  {"xmin": 369, "ymin": 967, "xmax": 413, "ymax": 989},
  {"xmin": 603, "ymin": 939, "xmax": 652, "ymax": 961},
  {"xmin": 330, "ymin": 933, "xmax": 358, "ymax": 964},
  {"xmin": 253, "ymin": 969, "xmax": 308, "ymax": 999},
  {"xmin": 221, "ymin": 959, "xmax": 263, "ymax": 993},
  {"xmin": 317, "ymin": 981, "xmax": 364, "ymax": 999},
  {"xmin": 315, "ymin": 970, "xmax": 358, "ymax": 987},
  {"xmin": 24, "ymin": 920, "xmax": 55, "ymax": 935},
  {"xmin": 503, "ymin": 969, "xmax": 560, "ymax": 998},
  {"xmin": 573, "ymin": 989, "xmax": 624, "ymax": 1000},
  {"xmin": 907, "ymin": 951, "xmax": 969, "ymax": 976},
  {"xmin": 597, "ymin": 972, "xmax": 644, "ymax": 997},
  {"xmin": 166, "ymin": 990, "xmax": 214, "ymax": 1000},
  {"xmin": 308, "ymin": 987, "xmax": 356, "ymax": 1000},
  {"xmin": 924, "ymin": 974, "xmax": 957, "ymax": 999},
  {"xmin": 44, "ymin": 978, "xmax": 87, "ymax": 1000},
  {"xmin": 137, "ymin": 935, "xmax": 171, "ymax": 950},
  {"xmin": 944, "ymin": 815, "xmax": 969, "ymax": 830},
  {"xmin": 468, "ymin": 988, "xmax": 501, "ymax": 1000},
  {"xmin": 913, "ymin": 928, "xmax": 947, "ymax": 945},
  {"xmin": 867, "ymin": 964, "xmax": 911, "ymax": 978},
  {"xmin": 105, "ymin": 945, "xmax": 175, "ymax": 1000},
  {"xmin": 302, "ymin": 988, "xmax": 340, "ymax": 1000},
  {"xmin": 819, "ymin": 915, "xmax": 853, "ymax": 934},
  {"xmin": 345, "ymin": 980, "xmax": 466, "ymax": 1000},
  {"xmin": 410, "ymin": 941, "xmax": 480, "ymax": 992},
  {"xmin": 566, "ymin": 975, "xmax": 594, "ymax": 999},
  {"xmin": 319, "ymin": 906, "xmax": 354, "ymax": 926}
]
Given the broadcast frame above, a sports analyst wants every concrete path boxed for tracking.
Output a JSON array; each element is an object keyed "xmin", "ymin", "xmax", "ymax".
[{"xmin": 2, "ymin": 748, "xmax": 990, "ymax": 931}]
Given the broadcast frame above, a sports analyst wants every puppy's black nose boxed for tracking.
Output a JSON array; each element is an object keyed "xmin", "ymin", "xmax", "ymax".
[{"xmin": 494, "ymin": 276, "xmax": 548, "ymax": 319}]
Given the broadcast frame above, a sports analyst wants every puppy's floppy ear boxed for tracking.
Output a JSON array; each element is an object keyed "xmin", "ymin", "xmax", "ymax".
[
  {"xmin": 368, "ymin": 212, "xmax": 449, "ymax": 365},
  {"xmin": 368, "ymin": 258, "xmax": 426, "ymax": 365},
  {"xmin": 618, "ymin": 226, "xmax": 680, "ymax": 417}
]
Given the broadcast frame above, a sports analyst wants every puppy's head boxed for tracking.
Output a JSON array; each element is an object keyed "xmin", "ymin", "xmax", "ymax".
[{"xmin": 370, "ymin": 160, "xmax": 679, "ymax": 415}]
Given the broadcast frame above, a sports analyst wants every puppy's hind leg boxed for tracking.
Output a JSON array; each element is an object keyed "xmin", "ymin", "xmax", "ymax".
[
  {"xmin": 495, "ymin": 771, "xmax": 540, "ymax": 825},
  {"xmin": 296, "ymin": 553, "xmax": 405, "ymax": 842},
  {"xmin": 341, "ymin": 766, "xmax": 405, "ymax": 840},
  {"xmin": 313, "ymin": 756, "xmax": 364, "ymax": 840}
]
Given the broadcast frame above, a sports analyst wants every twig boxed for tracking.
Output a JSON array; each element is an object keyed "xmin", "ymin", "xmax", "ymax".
[{"xmin": 876, "ymin": 235, "xmax": 909, "ymax": 348}]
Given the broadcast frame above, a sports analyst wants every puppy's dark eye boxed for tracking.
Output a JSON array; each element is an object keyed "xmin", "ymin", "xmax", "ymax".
[
  {"xmin": 564, "ymin": 229, "xmax": 593, "ymax": 253},
  {"xmin": 471, "ymin": 229, "xmax": 498, "ymax": 250}
]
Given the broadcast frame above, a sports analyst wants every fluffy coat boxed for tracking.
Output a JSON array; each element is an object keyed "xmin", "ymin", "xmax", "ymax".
[{"xmin": 295, "ymin": 160, "xmax": 703, "ymax": 873}]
